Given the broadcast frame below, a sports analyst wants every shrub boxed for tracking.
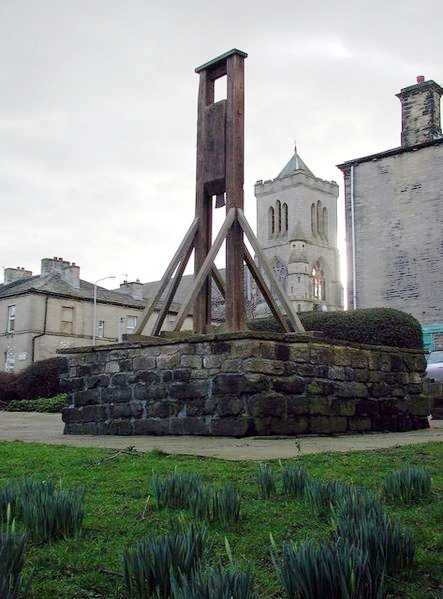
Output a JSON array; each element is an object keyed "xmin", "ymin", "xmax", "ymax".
[
  {"xmin": 6, "ymin": 394, "xmax": 67, "ymax": 413},
  {"xmin": 303, "ymin": 478, "xmax": 352, "ymax": 518},
  {"xmin": 150, "ymin": 471, "xmax": 203, "ymax": 510},
  {"xmin": 256, "ymin": 463, "xmax": 277, "ymax": 499},
  {"xmin": 0, "ymin": 505, "xmax": 30, "ymax": 599},
  {"xmin": 0, "ymin": 372, "xmax": 18, "ymax": 407},
  {"xmin": 122, "ymin": 523, "xmax": 207, "ymax": 599},
  {"xmin": 249, "ymin": 308, "xmax": 423, "ymax": 349},
  {"xmin": 270, "ymin": 537, "xmax": 380, "ymax": 599},
  {"xmin": 334, "ymin": 502, "xmax": 415, "ymax": 578},
  {"xmin": 382, "ymin": 466, "xmax": 432, "ymax": 503},
  {"xmin": 0, "ymin": 478, "xmax": 84, "ymax": 543},
  {"xmin": 14, "ymin": 357, "xmax": 68, "ymax": 401},
  {"xmin": 281, "ymin": 464, "xmax": 310, "ymax": 498},
  {"xmin": 171, "ymin": 563, "xmax": 257, "ymax": 599}
]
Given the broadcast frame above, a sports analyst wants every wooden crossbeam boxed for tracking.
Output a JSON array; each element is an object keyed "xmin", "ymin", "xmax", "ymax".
[
  {"xmin": 134, "ymin": 217, "xmax": 199, "ymax": 335},
  {"xmin": 174, "ymin": 208, "xmax": 236, "ymax": 331},
  {"xmin": 237, "ymin": 209, "xmax": 305, "ymax": 333}
]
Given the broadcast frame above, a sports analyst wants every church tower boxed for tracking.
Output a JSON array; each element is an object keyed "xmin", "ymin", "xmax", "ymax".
[{"xmin": 254, "ymin": 145, "xmax": 343, "ymax": 314}]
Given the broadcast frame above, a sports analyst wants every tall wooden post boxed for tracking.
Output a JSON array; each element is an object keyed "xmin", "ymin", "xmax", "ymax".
[{"xmin": 194, "ymin": 49, "xmax": 248, "ymax": 333}]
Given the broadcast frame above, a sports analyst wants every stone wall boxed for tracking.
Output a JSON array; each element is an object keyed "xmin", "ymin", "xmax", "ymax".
[{"xmin": 61, "ymin": 332, "xmax": 430, "ymax": 437}]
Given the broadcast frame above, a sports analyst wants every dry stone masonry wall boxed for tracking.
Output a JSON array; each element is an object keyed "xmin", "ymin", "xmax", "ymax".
[{"xmin": 61, "ymin": 332, "xmax": 429, "ymax": 437}]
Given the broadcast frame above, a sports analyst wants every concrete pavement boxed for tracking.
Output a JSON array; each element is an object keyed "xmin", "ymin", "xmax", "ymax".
[{"xmin": 0, "ymin": 412, "xmax": 442, "ymax": 460}]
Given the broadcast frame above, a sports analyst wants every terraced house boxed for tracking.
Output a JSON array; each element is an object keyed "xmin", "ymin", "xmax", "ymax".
[{"xmin": 0, "ymin": 257, "xmax": 192, "ymax": 373}]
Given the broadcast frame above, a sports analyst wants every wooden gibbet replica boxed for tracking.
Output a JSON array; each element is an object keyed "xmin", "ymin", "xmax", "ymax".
[{"xmin": 134, "ymin": 49, "xmax": 304, "ymax": 337}]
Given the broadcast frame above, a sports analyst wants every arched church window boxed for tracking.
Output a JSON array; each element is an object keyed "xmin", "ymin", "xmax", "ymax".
[
  {"xmin": 312, "ymin": 261, "xmax": 325, "ymax": 301},
  {"xmin": 311, "ymin": 203, "xmax": 316, "ymax": 235},
  {"xmin": 276, "ymin": 200, "xmax": 282, "ymax": 233},
  {"xmin": 282, "ymin": 203, "xmax": 288, "ymax": 234},
  {"xmin": 322, "ymin": 206, "xmax": 328, "ymax": 240},
  {"xmin": 316, "ymin": 201, "xmax": 323, "ymax": 236},
  {"xmin": 268, "ymin": 207, "xmax": 275, "ymax": 238},
  {"xmin": 273, "ymin": 258, "xmax": 287, "ymax": 291}
]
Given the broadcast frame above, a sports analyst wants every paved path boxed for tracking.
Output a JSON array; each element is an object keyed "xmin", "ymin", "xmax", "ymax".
[{"xmin": 1, "ymin": 412, "xmax": 442, "ymax": 460}]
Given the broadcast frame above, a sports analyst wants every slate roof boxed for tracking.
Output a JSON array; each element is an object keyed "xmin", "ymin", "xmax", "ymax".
[
  {"xmin": 0, "ymin": 272, "xmax": 144, "ymax": 308},
  {"xmin": 277, "ymin": 146, "xmax": 315, "ymax": 178}
]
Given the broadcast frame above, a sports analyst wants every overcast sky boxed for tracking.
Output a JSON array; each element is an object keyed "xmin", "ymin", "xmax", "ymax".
[{"xmin": 1, "ymin": 0, "xmax": 442, "ymax": 292}]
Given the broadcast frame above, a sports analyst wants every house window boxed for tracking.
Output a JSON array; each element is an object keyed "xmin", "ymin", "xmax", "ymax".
[
  {"xmin": 98, "ymin": 320, "xmax": 105, "ymax": 338},
  {"xmin": 126, "ymin": 315, "xmax": 137, "ymax": 334},
  {"xmin": 311, "ymin": 203, "xmax": 316, "ymax": 235},
  {"xmin": 7, "ymin": 305, "xmax": 15, "ymax": 333},
  {"xmin": 61, "ymin": 306, "xmax": 74, "ymax": 334},
  {"xmin": 273, "ymin": 258, "xmax": 287, "ymax": 291},
  {"xmin": 322, "ymin": 206, "xmax": 328, "ymax": 240}
]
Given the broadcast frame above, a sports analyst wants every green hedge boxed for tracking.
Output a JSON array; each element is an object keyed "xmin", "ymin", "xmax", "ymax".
[
  {"xmin": 248, "ymin": 308, "xmax": 423, "ymax": 350},
  {"xmin": 6, "ymin": 394, "xmax": 68, "ymax": 413}
]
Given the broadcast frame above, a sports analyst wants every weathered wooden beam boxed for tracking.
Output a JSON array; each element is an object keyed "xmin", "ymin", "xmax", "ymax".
[
  {"xmin": 237, "ymin": 209, "xmax": 305, "ymax": 333},
  {"xmin": 151, "ymin": 240, "xmax": 195, "ymax": 336},
  {"xmin": 174, "ymin": 207, "xmax": 236, "ymax": 331},
  {"xmin": 243, "ymin": 246, "xmax": 290, "ymax": 332},
  {"xmin": 134, "ymin": 217, "xmax": 199, "ymax": 335}
]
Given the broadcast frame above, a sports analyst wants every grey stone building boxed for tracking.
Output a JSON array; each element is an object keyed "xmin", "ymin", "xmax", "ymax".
[
  {"xmin": 337, "ymin": 76, "xmax": 443, "ymax": 351},
  {"xmin": 254, "ymin": 146, "xmax": 343, "ymax": 314}
]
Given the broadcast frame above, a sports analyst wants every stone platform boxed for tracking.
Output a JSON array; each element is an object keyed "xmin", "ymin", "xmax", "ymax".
[{"xmin": 61, "ymin": 332, "xmax": 430, "ymax": 437}]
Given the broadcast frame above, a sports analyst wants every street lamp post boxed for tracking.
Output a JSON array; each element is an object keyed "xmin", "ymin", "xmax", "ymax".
[{"xmin": 93, "ymin": 276, "xmax": 116, "ymax": 345}]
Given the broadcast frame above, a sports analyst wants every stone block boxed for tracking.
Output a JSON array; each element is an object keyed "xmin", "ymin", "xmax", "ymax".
[
  {"xmin": 105, "ymin": 361, "xmax": 120, "ymax": 374},
  {"xmin": 410, "ymin": 394, "xmax": 432, "ymax": 415},
  {"xmin": 133, "ymin": 418, "xmax": 170, "ymax": 435},
  {"xmin": 309, "ymin": 416, "xmax": 347, "ymax": 434},
  {"xmin": 328, "ymin": 366, "xmax": 346, "ymax": 381},
  {"xmin": 184, "ymin": 399, "xmax": 206, "ymax": 417},
  {"xmin": 169, "ymin": 417, "xmax": 208, "ymax": 435},
  {"xmin": 181, "ymin": 355, "xmax": 203, "ymax": 369},
  {"xmin": 272, "ymin": 376, "xmax": 305, "ymax": 395},
  {"xmin": 287, "ymin": 396, "xmax": 309, "ymax": 415},
  {"xmin": 60, "ymin": 377, "xmax": 85, "ymax": 393},
  {"xmin": 215, "ymin": 396, "xmax": 244, "ymax": 417},
  {"xmin": 212, "ymin": 373, "xmax": 267, "ymax": 395},
  {"xmin": 210, "ymin": 341, "xmax": 231, "ymax": 355},
  {"xmin": 333, "ymin": 347, "xmax": 352, "ymax": 367},
  {"xmin": 221, "ymin": 358, "xmax": 243, "ymax": 372},
  {"xmin": 243, "ymin": 358, "xmax": 285, "ymax": 375},
  {"xmin": 247, "ymin": 392, "xmax": 285, "ymax": 418},
  {"xmin": 108, "ymin": 350, "xmax": 129, "ymax": 361},
  {"xmin": 350, "ymin": 352, "xmax": 369, "ymax": 369},
  {"xmin": 203, "ymin": 355, "xmax": 223, "ymax": 369},
  {"xmin": 86, "ymin": 374, "xmax": 110, "ymax": 389},
  {"xmin": 310, "ymin": 345, "xmax": 335, "ymax": 365},
  {"xmin": 73, "ymin": 388, "xmax": 101, "ymax": 407},
  {"xmin": 101, "ymin": 386, "xmax": 132, "ymax": 403},
  {"xmin": 284, "ymin": 415, "xmax": 309, "ymax": 435},
  {"xmin": 133, "ymin": 355, "xmax": 156, "ymax": 370},
  {"xmin": 307, "ymin": 380, "xmax": 334, "ymax": 396},
  {"xmin": 334, "ymin": 381, "xmax": 368, "ymax": 399},
  {"xmin": 109, "ymin": 419, "xmax": 133, "ymax": 435},
  {"xmin": 211, "ymin": 416, "xmax": 250, "ymax": 437},
  {"xmin": 157, "ymin": 352, "xmax": 180, "ymax": 369},
  {"xmin": 348, "ymin": 417, "xmax": 372, "ymax": 432},
  {"xmin": 173, "ymin": 369, "xmax": 191, "ymax": 383},
  {"xmin": 169, "ymin": 380, "xmax": 209, "ymax": 400},
  {"xmin": 356, "ymin": 399, "xmax": 380, "ymax": 417},
  {"xmin": 309, "ymin": 397, "xmax": 334, "ymax": 416},
  {"xmin": 135, "ymin": 371, "xmax": 160, "ymax": 384},
  {"xmin": 111, "ymin": 373, "xmax": 128, "ymax": 387}
]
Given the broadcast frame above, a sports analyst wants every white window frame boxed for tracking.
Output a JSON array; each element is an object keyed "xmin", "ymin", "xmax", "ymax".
[
  {"xmin": 126, "ymin": 315, "xmax": 137, "ymax": 334},
  {"xmin": 7, "ymin": 305, "xmax": 15, "ymax": 334},
  {"xmin": 98, "ymin": 320, "xmax": 105, "ymax": 338}
]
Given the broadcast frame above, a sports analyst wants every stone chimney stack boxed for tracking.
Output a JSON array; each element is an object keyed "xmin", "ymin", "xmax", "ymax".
[
  {"xmin": 119, "ymin": 279, "xmax": 144, "ymax": 301},
  {"xmin": 3, "ymin": 266, "xmax": 33, "ymax": 284},
  {"xmin": 396, "ymin": 76, "xmax": 443, "ymax": 147},
  {"xmin": 40, "ymin": 257, "xmax": 80, "ymax": 289}
]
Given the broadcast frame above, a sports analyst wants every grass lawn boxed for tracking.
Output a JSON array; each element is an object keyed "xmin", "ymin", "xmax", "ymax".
[{"xmin": 1, "ymin": 439, "xmax": 443, "ymax": 598}]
